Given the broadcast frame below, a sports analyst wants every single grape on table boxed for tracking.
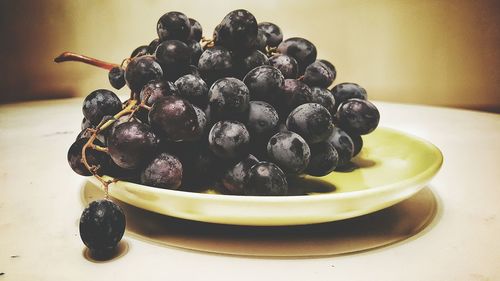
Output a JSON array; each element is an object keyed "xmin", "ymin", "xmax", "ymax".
[{"xmin": 57, "ymin": 8, "xmax": 380, "ymax": 257}]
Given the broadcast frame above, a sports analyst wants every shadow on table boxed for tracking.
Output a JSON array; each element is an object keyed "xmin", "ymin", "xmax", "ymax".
[{"xmin": 81, "ymin": 181, "xmax": 440, "ymax": 257}]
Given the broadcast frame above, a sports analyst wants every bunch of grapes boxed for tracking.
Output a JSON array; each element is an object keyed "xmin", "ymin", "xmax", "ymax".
[{"xmin": 60, "ymin": 9, "xmax": 380, "ymax": 256}]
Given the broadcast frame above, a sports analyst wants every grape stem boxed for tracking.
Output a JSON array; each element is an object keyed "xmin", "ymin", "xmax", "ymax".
[
  {"xmin": 80, "ymin": 99, "xmax": 138, "ymax": 198},
  {"xmin": 201, "ymin": 37, "xmax": 214, "ymax": 49},
  {"xmin": 266, "ymin": 46, "xmax": 278, "ymax": 57},
  {"xmin": 54, "ymin": 52, "xmax": 119, "ymax": 71}
]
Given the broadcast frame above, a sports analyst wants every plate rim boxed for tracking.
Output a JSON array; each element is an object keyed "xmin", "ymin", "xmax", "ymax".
[{"xmin": 92, "ymin": 127, "xmax": 443, "ymax": 203}]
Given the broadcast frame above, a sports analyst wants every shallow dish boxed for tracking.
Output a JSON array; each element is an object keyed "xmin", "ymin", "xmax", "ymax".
[{"xmin": 89, "ymin": 127, "xmax": 443, "ymax": 226}]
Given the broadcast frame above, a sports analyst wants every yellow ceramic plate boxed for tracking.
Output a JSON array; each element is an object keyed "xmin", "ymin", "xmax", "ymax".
[{"xmin": 88, "ymin": 127, "xmax": 443, "ymax": 226}]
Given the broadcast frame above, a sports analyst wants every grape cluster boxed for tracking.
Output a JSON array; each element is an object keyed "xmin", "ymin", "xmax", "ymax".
[
  {"xmin": 64, "ymin": 9, "xmax": 380, "ymax": 255},
  {"xmin": 68, "ymin": 8, "xmax": 380, "ymax": 196}
]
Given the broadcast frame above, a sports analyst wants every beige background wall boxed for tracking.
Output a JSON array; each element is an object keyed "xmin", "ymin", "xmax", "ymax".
[{"xmin": 1, "ymin": 0, "xmax": 499, "ymax": 112}]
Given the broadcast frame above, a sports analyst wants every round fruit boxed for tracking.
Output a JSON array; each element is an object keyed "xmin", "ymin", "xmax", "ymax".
[
  {"xmin": 268, "ymin": 55, "xmax": 298, "ymax": 79},
  {"xmin": 155, "ymin": 40, "xmax": 192, "ymax": 79},
  {"xmin": 188, "ymin": 18, "xmax": 203, "ymax": 41},
  {"xmin": 258, "ymin": 22, "xmax": 283, "ymax": 47},
  {"xmin": 108, "ymin": 121, "xmax": 159, "ymax": 169},
  {"xmin": 306, "ymin": 142, "xmax": 339, "ymax": 176},
  {"xmin": 349, "ymin": 132, "xmax": 363, "ymax": 157},
  {"xmin": 175, "ymin": 74, "xmax": 209, "ymax": 108},
  {"xmin": 214, "ymin": 9, "xmax": 258, "ymax": 52},
  {"xmin": 286, "ymin": 103, "xmax": 333, "ymax": 144},
  {"xmin": 246, "ymin": 101, "xmax": 279, "ymax": 139},
  {"xmin": 198, "ymin": 46, "xmax": 233, "ymax": 85},
  {"xmin": 140, "ymin": 152, "xmax": 183, "ymax": 190},
  {"xmin": 336, "ymin": 99, "xmax": 380, "ymax": 135},
  {"xmin": 108, "ymin": 67, "xmax": 126, "ymax": 90},
  {"xmin": 330, "ymin": 83, "xmax": 367, "ymax": 110},
  {"xmin": 326, "ymin": 127, "xmax": 355, "ymax": 168},
  {"xmin": 267, "ymin": 131, "xmax": 311, "ymax": 174},
  {"xmin": 208, "ymin": 120, "xmax": 250, "ymax": 160},
  {"xmin": 125, "ymin": 55, "xmax": 163, "ymax": 93},
  {"xmin": 67, "ymin": 137, "xmax": 108, "ymax": 176},
  {"xmin": 157, "ymin": 11, "xmax": 191, "ymax": 42},
  {"xmin": 244, "ymin": 162, "xmax": 288, "ymax": 196},
  {"xmin": 82, "ymin": 89, "xmax": 122, "ymax": 126},
  {"xmin": 243, "ymin": 65, "xmax": 284, "ymax": 103},
  {"xmin": 277, "ymin": 37, "xmax": 317, "ymax": 73},
  {"xmin": 221, "ymin": 154, "xmax": 259, "ymax": 194},
  {"xmin": 148, "ymin": 96, "xmax": 200, "ymax": 141},
  {"xmin": 139, "ymin": 80, "xmax": 179, "ymax": 106},
  {"xmin": 208, "ymin": 78, "xmax": 250, "ymax": 121},
  {"xmin": 310, "ymin": 87, "xmax": 336, "ymax": 116},
  {"xmin": 303, "ymin": 60, "xmax": 336, "ymax": 88},
  {"xmin": 79, "ymin": 200, "xmax": 126, "ymax": 257}
]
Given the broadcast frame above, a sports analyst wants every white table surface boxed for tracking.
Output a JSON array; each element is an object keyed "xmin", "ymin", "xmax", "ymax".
[{"xmin": 0, "ymin": 98, "xmax": 499, "ymax": 281}]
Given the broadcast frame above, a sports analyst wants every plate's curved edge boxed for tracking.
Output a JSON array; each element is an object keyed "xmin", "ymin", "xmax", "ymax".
[{"xmin": 91, "ymin": 127, "xmax": 444, "ymax": 203}]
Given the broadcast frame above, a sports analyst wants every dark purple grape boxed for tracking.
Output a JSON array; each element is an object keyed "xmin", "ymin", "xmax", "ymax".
[
  {"xmin": 286, "ymin": 103, "xmax": 333, "ymax": 144},
  {"xmin": 130, "ymin": 45, "xmax": 149, "ymax": 58},
  {"xmin": 276, "ymin": 79, "xmax": 312, "ymax": 119},
  {"xmin": 193, "ymin": 105, "xmax": 208, "ymax": 137},
  {"xmin": 326, "ymin": 127, "xmax": 354, "ymax": 168},
  {"xmin": 277, "ymin": 37, "xmax": 317, "ymax": 74},
  {"xmin": 246, "ymin": 101, "xmax": 279, "ymax": 139},
  {"xmin": 139, "ymin": 80, "xmax": 179, "ymax": 106},
  {"xmin": 149, "ymin": 96, "xmax": 200, "ymax": 142},
  {"xmin": 108, "ymin": 67, "xmax": 126, "ymax": 90},
  {"xmin": 310, "ymin": 87, "xmax": 336, "ymax": 116},
  {"xmin": 125, "ymin": 55, "xmax": 163, "ymax": 93},
  {"xmin": 174, "ymin": 74, "xmax": 208, "ymax": 108},
  {"xmin": 108, "ymin": 121, "xmax": 159, "ymax": 169},
  {"xmin": 67, "ymin": 137, "xmax": 108, "ymax": 176},
  {"xmin": 208, "ymin": 120, "xmax": 250, "ymax": 160},
  {"xmin": 188, "ymin": 18, "xmax": 203, "ymax": 41},
  {"xmin": 258, "ymin": 22, "xmax": 283, "ymax": 47},
  {"xmin": 330, "ymin": 83, "xmax": 367, "ymax": 110},
  {"xmin": 244, "ymin": 162, "xmax": 288, "ymax": 196},
  {"xmin": 148, "ymin": 38, "xmax": 160, "ymax": 54},
  {"xmin": 208, "ymin": 78, "xmax": 250, "ymax": 121},
  {"xmin": 243, "ymin": 65, "xmax": 284, "ymax": 103},
  {"xmin": 267, "ymin": 131, "xmax": 310, "ymax": 174},
  {"xmin": 336, "ymin": 99, "xmax": 380, "ymax": 135},
  {"xmin": 140, "ymin": 152, "xmax": 183, "ymax": 190},
  {"xmin": 80, "ymin": 200, "xmax": 125, "ymax": 258},
  {"xmin": 303, "ymin": 60, "xmax": 336, "ymax": 88},
  {"xmin": 187, "ymin": 40, "xmax": 203, "ymax": 65},
  {"xmin": 254, "ymin": 29, "xmax": 267, "ymax": 52},
  {"xmin": 306, "ymin": 142, "xmax": 338, "ymax": 177},
  {"xmin": 214, "ymin": 9, "xmax": 258, "ymax": 52},
  {"xmin": 82, "ymin": 89, "xmax": 122, "ymax": 126},
  {"xmin": 234, "ymin": 49, "xmax": 268, "ymax": 79},
  {"xmin": 348, "ymin": 132, "xmax": 363, "ymax": 157},
  {"xmin": 155, "ymin": 40, "xmax": 192, "ymax": 80},
  {"xmin": 157, "ymin": 11, "xmax": 191, "ymax": 42},
  {"xmin": 268, "ymin": 54, "xmax": 298, "ymax": 79},
  {"xmin": 198, "ymin": 46, "xmax": 233, "ymax": 85},
  {"xmin": 221, "ymin": 154, "xmax": 259, "ymax": 194}
]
